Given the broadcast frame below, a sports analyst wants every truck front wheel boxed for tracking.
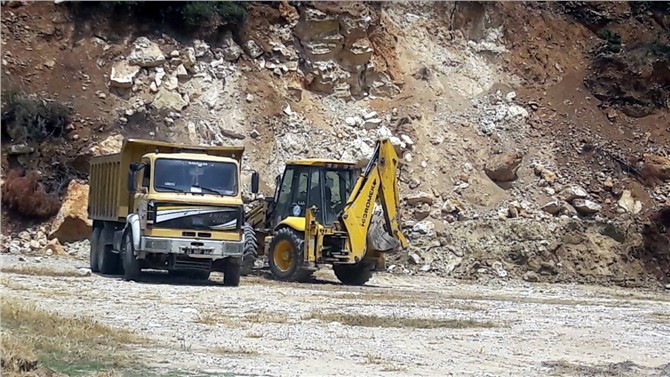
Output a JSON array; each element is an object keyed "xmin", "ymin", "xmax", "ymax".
[
  {"xmin": 122, "ymin": 230, "xmax": 141, "ymax": 281},
  {"xmin": 89, "ymin": 227, "xmax": 101, "ymax": 273},
  {"xmin": 223, "ymin": 258, "xmax": 241, "ymax": 287}
]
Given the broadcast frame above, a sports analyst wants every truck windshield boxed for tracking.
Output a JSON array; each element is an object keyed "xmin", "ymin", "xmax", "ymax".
[{"xmin": 153, "ymin": 158, "xmax": 237, "ymax": 196}]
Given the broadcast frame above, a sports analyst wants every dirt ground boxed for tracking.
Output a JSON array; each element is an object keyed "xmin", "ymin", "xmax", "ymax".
[{"xmin": 2, "ymin": 254, "xmax": 669, "ymax": 377}]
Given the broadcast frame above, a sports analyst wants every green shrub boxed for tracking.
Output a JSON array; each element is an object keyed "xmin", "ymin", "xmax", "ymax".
[{"xmin": 1, "ymin": 89, "xmax": 71, "ymax": 142}]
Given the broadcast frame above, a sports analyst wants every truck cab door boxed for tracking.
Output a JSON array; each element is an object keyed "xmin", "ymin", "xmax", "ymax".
[{"xmin": 133, "ymin": 159, "xmax": 151, "ymax": 230}]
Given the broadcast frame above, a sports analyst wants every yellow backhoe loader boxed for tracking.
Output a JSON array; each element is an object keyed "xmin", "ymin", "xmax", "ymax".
[{"xmin": 244, "ymin": 138, "xmax": 408, "ymax": 285}]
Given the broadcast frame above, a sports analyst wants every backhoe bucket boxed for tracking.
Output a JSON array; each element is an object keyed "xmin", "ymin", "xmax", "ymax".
[{"xmin": 366, "ymin": 207, "xmax": 401, "ymax": 252}]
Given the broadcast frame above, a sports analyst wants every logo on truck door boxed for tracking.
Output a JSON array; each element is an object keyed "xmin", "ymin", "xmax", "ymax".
[{"xmin": 360, "ymin": 178, "xmax": 377, "ymax": 227}]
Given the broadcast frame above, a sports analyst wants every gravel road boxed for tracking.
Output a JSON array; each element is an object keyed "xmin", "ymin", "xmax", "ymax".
[{"xmin": 2, "ymin": 254, "xmax": 669, "ymax": 377}]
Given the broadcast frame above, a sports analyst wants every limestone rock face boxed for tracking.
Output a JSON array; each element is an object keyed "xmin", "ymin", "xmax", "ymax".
[
  {"xmin": 110, "ymin": 60, "xmax": 140, "ymax": 88},
  {"xmin": 49, "ymin": 180, "xmax": 92, "ymax": 243}
]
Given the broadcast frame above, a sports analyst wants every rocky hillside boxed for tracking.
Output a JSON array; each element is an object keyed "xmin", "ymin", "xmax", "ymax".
[{"xmin": 1, "ymin": 1, "xmax": 669, "ymax": 288}]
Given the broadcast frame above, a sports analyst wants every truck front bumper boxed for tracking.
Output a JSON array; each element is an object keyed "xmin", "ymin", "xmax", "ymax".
[{"xmin": 140, "ymin": 236, "xmax": 244, "ymax": 258}]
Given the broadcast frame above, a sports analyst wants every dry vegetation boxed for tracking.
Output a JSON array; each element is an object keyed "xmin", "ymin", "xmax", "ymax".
[
  {"xmin": 0, "ymin": 264, "xmax": 88, "ymax": 278},
  {"xmin": 303, "ymin": 312, "xmax": 499, "ymax": 329},
  {"xmin": 1, "ymin": 297, "xmax": 144, "ymax": 376},
  {"xmin": 213, "ymin": 346, "xmax": 259, "ymax": 356},
  {"xmin": 195, "ymin": 310, "xmax": 290, "ymax": 327}
]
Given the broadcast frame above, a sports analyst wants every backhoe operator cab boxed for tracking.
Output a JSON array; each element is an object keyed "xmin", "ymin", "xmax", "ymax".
[{"xmin": 245, "ymin": 138, "xmax": 408, "ymax": 286}]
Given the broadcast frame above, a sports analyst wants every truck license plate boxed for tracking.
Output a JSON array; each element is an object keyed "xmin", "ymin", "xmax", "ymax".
[{"xmin": 183, "ymin": 247, "xmax": 213, "ymax": 255}]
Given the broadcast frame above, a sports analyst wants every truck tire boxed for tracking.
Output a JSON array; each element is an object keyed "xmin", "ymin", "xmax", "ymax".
[
  {"xmin": 333, "ymin": 262, "xmax": 373, "ymax": 286},
  {"xmin": 122, "ymin": 229, "xmax": 141, "ymax": 282},
  {"xmin": 267, "ymin": 227, "xmax": 312, "ymax": 282},
  {"xmin": 97, "ymin": 232, "xmax": 120, "ymax": 275},
  {"xmin": 223, "ymin": 258, "xmax": 241, "ymax": 287},
  {"xmin": 89, "ymin": 227, "xmax": 101, "ymax": 273},
  {"xmin": 240, "ymin": 222, "xmax": 258, "ymax": 276}
]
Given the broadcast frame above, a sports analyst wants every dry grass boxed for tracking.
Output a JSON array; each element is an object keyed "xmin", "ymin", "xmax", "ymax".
[
  {"xmin": 194, "ymin": 310, "xmax": 289, "ymax": 327},
  {"xmin": 303, "ymin": 312, "xmax": 499, "ymax": 329},
  {"xmin": 213, "ymin": 346, "xmax": 259, "ymax": 356},
  {"xmin": 1, "ymin": 297, "xmax": 145, "ymax": 374},
  {"xmin": 1, "ymin": 264, "xmax": 88, "ymax": 278}
]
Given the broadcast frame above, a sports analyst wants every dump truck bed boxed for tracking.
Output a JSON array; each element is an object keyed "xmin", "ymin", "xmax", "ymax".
[{"xmin": 88, "ymin": 139, "xmax": 245, "ymax": 222}]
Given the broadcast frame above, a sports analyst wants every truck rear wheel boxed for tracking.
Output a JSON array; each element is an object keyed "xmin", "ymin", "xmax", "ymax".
[
  {"xmin": 97, "ymin": 232, "xmax": 120, "ymax": 275},
  {"xmin": 333, "ymin": 262, "xmax": 373, "ymax": 286},
  {"xmin": 241, "ymin": 222, "xmax": 258, "ymax": 276},
  {"xmin": 223, "ymin": 258, "xmax": 241, "ymax": 287},
  {"xmin": 89, "ymin": 227, "xmax": 101, "ymax": 273},
  {"xmin": 122, "ymin": 229, "xmax": 141, "ymax": 281},
  {"xmin": 267, "ymin": 228, "xmax": 312, "ymax": 282}
]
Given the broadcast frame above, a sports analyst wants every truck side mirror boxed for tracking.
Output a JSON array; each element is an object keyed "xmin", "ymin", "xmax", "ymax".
[
  {"xmin": 128, "ymin": 162, "xmax": 143, "ymax": 193},
  {"xmin": 251, "ymin": 171, "xmax": 259, "ymax": 194},
  {"xmin": 127, "ymin": 165, "xmax": 137, "ymax": 193}
]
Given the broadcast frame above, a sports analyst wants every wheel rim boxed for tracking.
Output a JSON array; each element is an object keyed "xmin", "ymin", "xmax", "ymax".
[{"xmin": 273, "ymin": 240, "xmax": 293, "ymax": 272}]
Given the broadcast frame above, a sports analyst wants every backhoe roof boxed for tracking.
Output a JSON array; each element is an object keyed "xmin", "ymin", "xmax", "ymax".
[{"xmin": 286, "ymin": 158, "xmax": 357, "ymax": 167}]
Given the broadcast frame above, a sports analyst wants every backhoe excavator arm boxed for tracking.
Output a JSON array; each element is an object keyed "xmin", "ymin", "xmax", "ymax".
[{"xmin": 339, "ymin": 139, "xmax": 408, "ymax": 260}]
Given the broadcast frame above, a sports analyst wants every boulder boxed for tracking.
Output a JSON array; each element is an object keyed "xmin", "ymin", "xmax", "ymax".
[
  {"xmin": 484, "ymin": 152, "xmax": 523, "ymax": 182},
  {"xmin": 128, "ymin": 37, "xmax": 166, "ymax": 67},
  {"xmin": 193, "ymin": 39, "xmax": 211, "ymax": 58},
  {"xmin": 243, "ymin": 39, "xmax": 264, "ymax": 58},
  {"xmin": 110, "ymin": 60, "xmax": 140, "ymax": 88},
  {"xmin": 89, "ymin": 134, "xmax": 124, "ymax": 156},
  {"xmin": 222, "ymin": 32, "xmax": 243, "ymax": 61},
  {"xmin": 644, "ymin": 154, "xmax": 670, "ymax": 180},
  {"xmin": 176, "ymin": 64, "xmax": 188, "ymax": 79},
  {"xmin": 153, "ymin": 89, "xmax": 188, "ymax": 112},
  {"xmin": 412, "ymin": 220, "xmax": 435, "ymax": 235},
  {"xmin": 572, "ymin": 199, "xmax": 601, "ymax": 215},
  {"xmin": 617, "ymin": 190, "xmax": 642, "ymax": 214},
  {"xmin": 42, "ymin": 238, "xmax": 66, "ymax": 256},
  {"xmin": 49, "ymin": 180, "xmax": 92, "ymax": 243},
  {"xmin": 406, "ymin": 192, "xmax": 433, "ymax": 206},
  {"xmin": 541, "ymin": 200, "xmax": 562, "ymax": 215},
  {"xmin": 182, "ymin": 47, "xmax": 197, "ymax": 67},
  {"xmin": 559, "ymin": 185, "xmax": 589, "ymax": 202}
]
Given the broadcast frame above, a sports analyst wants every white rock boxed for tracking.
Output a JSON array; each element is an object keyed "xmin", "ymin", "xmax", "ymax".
[
  {"xmin": 617, "ymin": 190, "xmax": 642, "ymax": 214},
  {"xmin": 128, "ymin": 37, "xmax": 166, "ymax": 67},
  {"xmin": 572, "ymin": 199, "xmax": 602, "ymax": 215},
  {"xmin": 246, "ymin": 94, "xmax": 254, "ymax": 103},
  {"xmin": 400, "ymin": 134, "xmax": 414, "ymax": 146},
  {"xmin": 109, "ymin": 60, "xmax": 140, "ymax": 88},
  {"xmin": 345, "ymin": 117, "xmax": 358, "ymax": 127},
  {"xmin": 412, "ymin": 220, "xmax": 435, "ymax": 235},
  {"xmin": 193, "ymin": 39, "xmax": 210, "ymax": 57},
  {"xmin": 363, "ymin": 111, "xmax": 378, "ymax": 120},
  {"xmin": 559, "ymin": 186, "xmax": 589, "ymax": 202},
  {"xmin": 175, "ymin": 64, "xmax": 188, "ymax": 79},
  {"xmin": 363, "ymin": 118, "xmax": 382, "ymax": 129}
]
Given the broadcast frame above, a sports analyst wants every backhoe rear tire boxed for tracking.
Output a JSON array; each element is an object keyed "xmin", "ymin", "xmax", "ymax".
[
  {"xmin": 89, "ymin": 227, "xmax": 101, "ymax": 273},
  {"xmin": 240, "ymin": 222, "xmax": 258, "ymax": 276},
  {"xmin": 267, "ymin": 227, "xmax": 312, "ymax": 282},
  {"xmin": 333, "ymin": 262, "xmax": 374, "ymax": 286}
]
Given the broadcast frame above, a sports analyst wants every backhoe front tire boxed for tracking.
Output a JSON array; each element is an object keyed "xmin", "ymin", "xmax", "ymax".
[
  {"xmin": 333, "ymin": 261, "xmax": 374, "ymax": 286},
  {"xmin": 240, "ymin": 223, "xmax": 258, "ymax": 276},
  {"xmin": 89, "ymin": 227, "xmax": 101, "ymax": 273},
  {"xmin": 267, "ymin": 227, "xmax": 312, "ymax": 282},
  {"xmin": 122, "ymin": 230, "xmax": 141, "ymax": 282}
]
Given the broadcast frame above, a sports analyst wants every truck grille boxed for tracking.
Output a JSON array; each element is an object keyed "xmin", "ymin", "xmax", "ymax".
[{"xmin": 154, "ymin": 204, "xmax": 242, "ymax": 231}]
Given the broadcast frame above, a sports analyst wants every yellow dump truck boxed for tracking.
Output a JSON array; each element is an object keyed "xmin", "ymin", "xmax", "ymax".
[{"xmin": 87, "ymin": 138, "xmax": 259, "ymax": 285}]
